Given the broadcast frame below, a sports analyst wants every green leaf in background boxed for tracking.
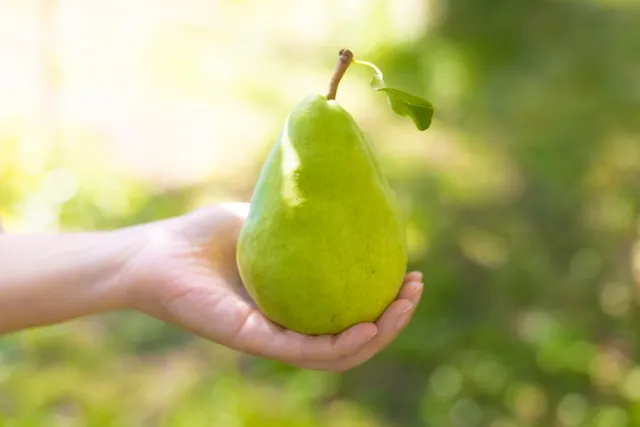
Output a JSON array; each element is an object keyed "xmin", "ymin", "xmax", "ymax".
[{"xmin": 354, "ymin": 59, "xmax": 434, "ymax": 131}]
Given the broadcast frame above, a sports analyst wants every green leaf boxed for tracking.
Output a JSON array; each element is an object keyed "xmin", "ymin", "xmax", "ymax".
[{"xmin": 370, "ymin": 74, "xmax": 434, "ymax": 131}]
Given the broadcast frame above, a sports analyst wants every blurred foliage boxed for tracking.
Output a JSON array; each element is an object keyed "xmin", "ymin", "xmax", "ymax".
[{"xmin": 1, "ymin": 0, "xmax": 640, "ymax": 426}]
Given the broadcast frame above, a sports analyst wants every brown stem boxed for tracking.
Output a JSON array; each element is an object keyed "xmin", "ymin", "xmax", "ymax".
[{"xmin": 325, "ymin": 49, "xmax": 354, "ymax": 100}]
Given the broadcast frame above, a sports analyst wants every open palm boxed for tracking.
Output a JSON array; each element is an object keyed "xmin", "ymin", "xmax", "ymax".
[{"xmin": 124, "ymin": 203, "xmax": 423, "ymax": 372}]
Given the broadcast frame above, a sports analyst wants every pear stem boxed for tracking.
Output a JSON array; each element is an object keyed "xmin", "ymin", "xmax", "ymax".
[{"xmin": 325, "ymin": 49, "xmax": 354, "ymax": 101}]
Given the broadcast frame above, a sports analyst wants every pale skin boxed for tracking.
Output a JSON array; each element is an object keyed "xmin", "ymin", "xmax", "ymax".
[{"xmin": 0, "ymin": 203, "xmax": 424, "ymax": 372}]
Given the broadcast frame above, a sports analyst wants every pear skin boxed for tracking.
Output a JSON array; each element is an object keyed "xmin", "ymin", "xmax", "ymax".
[{"xmin": 236, "ymin": 93, "xmax": 408, "ymax": 336}]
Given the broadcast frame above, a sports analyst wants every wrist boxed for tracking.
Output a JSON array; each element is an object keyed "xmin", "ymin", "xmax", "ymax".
[
  {"xmin": 49, "ymin": 228, "xmax": 148, "ymax": 316},
  {"xmin": 102, "ymin": 225, "xmax": 157, "ymax": 311},
  {"xmin": 107, "ymin": 221, "xmax": 180, "ymax": 312}
]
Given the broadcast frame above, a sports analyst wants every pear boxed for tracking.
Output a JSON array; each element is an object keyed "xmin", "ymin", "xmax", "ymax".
[{"xmin": 236, "ymin": 50, "xmax": 408, "ymax": 335}]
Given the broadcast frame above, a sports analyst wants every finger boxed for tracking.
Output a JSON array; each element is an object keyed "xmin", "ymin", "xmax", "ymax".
[
  {"xmin": 230, "ymin": 307, "xmax": 378, "ymax": 364},
  {"xmin": 231, "ymin": 271, "xmax": 421, "ymax": 364},
  {"xmin": 239, "ymin": 273, "xmax": 421, "ymax": 364},
  {"xmin": 365, "ymin": 279, "xmax": 424, "ymax": 343},
  {"xmin": 372, "ymin": 281, "xmax": 424, "ymax": 345},
  {"xmin": 294, "ymin": 322, "xmax": 378, "ymax": 362},
  {"xmin": 307, "ymin": 281, "xmax": 424, "ymax": 372},
  {"xmin": 404, "ymin": 271, "xmax": 423, "ymax": 284},
  {"xmin": 398, "ymin": 279, "xmax": 424, "ymax": 301}
]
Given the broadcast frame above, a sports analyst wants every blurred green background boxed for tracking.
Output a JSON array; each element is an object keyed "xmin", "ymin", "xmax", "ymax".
[{"xmin": 1, "ymin": 0, "xmax": 640, "ymax": 425}]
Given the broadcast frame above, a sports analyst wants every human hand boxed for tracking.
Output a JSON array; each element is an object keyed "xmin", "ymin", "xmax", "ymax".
[{"xmin": 120, "ymin": 203, "xmax": 423, "ymax": 372}]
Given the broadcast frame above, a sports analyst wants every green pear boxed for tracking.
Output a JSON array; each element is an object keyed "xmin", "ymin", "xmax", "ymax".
[{"xmin": 236, "ymin": 50, "xmax": 408, "ymax": 335}]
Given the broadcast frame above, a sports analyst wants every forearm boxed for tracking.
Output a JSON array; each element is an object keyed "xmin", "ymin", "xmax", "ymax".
[{"xmin": 0, "ymin": 230, "xmax": 138, "ymax": 334}]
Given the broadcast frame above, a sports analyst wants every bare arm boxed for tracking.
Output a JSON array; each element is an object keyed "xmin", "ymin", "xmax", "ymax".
[{"xmin": 0, "ymin": 230, "xmax": 138, "ymax": 334}]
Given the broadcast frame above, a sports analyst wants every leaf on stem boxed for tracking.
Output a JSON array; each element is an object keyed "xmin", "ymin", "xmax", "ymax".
[{"xmin": 370, "ymin": 74, "xmax": 434, "ymax": 131}]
